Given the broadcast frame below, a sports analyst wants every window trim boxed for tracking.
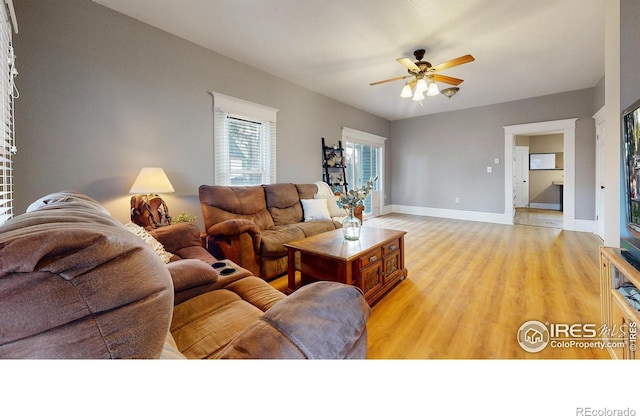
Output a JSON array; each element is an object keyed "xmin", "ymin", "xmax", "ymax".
[{"xmin": 0, "ymin": 0, "xmax": 17, "ymax": 225}]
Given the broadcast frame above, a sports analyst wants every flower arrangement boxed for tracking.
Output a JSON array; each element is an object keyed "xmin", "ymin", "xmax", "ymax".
[{"xmin": 336, "ymin": 176, "xmax": 378, "ymax": 211}]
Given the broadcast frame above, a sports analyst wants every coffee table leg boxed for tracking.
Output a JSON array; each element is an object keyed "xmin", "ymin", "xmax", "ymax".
[{"xmin": 285, "ymin": 247, "xmax": 296, "ymax": 295}]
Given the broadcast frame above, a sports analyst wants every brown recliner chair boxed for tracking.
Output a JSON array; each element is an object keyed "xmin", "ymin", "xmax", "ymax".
[{"xmin": 0, "ymin": 191, "xmax": 371, "ymax": 359}]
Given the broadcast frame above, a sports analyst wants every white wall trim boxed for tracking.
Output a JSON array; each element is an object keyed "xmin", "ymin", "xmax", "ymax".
[
  {"xmin": 575, "ymin": 219, "xmax": 597, "ymax": 233},
  {"xmin": 388, "ymin": 204, "xmax": 512, "ymax": 225},
  {"xmin": 210, "ymin": 91, "xmax": 279, "ymax": 122},
  {"xmin": 383, "ymin": 204, "xmax": 597, "ymax": 233},
  {"xmin": 529, "ymin": 203, "xmax": 561, "ymax": 211},
  {"xmin": 504, "ymin": 118, "xmax": 578, "ymax": 230},
  {"xmin": 342, "ymin": 127, "xmax": 387, "ymax": 145},
  {"xmin": 593, "ymin": 106, "xmax": 605, "ymax": 124}
]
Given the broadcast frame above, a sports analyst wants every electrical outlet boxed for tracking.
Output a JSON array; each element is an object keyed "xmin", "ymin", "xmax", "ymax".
[
  {"xmin": 494, "ymin": 158, "xmax": 500, "ymax": 164},
  {"xmin": 455, "ymin": 197, "xmax": 460, "ymax": 203},
  {"xmin": 487, "ymin": 166, "xmax": 493, "ymax": 173}
]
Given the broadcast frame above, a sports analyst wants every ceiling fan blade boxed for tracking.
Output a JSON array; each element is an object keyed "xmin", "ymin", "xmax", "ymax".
[
  {"xmin": 431, "ymin": 54, "xmax": 475, "ymax": 72},
  {"xmin": 370, "ymin": 75, "xmax": 412, "ymax": 86},
  {"xmin": 396, "ymin": 57, "xmax": 420, "ymax": 73},
  {"xmin": 432, "ymin": 73, "xmax": 464, "ymax": 86}
]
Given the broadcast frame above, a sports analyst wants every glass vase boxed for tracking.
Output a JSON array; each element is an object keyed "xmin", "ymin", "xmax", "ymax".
[{"xmin": 342, "ymin": 208, "xmax": 361, "ymax": 241}]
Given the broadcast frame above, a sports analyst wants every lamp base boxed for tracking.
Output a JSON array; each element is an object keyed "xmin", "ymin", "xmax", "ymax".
[{"xmin": 130, "ymin": 193, "xmax": 171, "ymax": 229}]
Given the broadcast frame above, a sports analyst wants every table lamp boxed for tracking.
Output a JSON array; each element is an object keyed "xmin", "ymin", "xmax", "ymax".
[{"xmin": 129, "ymin": 167, "xmax": 175, "ymax": 228}]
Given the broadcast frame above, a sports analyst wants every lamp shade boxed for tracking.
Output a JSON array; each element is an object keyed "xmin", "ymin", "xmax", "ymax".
[
  {"xmin": 426, "ymin": 81, "xmax": 440, "ymax": 96},
  {"xmin": 415, "ymin": 78, "xmax": 428, "ymax": 93},
  {"xmin": 400, "ymin": 83, "xmax": 413, "ymax": 98},
  {"xmin": 129, "ymin": 167, "xmax": 175, "ymax": 194}
]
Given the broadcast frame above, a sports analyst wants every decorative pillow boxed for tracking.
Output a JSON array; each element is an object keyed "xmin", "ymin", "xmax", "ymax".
[
  {"xmin": 315, "ymin": 194, "xmax": 348, "ymax": 218},
  {"xmin": 300, "ymin": 198, "xmax": 331, "ymax": 221},
  {"xmin": 123, "ymin": 222, "xmax": 173, "ymax": 263}
]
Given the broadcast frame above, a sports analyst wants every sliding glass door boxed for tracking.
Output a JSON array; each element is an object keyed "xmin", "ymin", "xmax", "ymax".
[{"xmin": 344, "ymin": 139, "xmax": 383, "ymax": 217}]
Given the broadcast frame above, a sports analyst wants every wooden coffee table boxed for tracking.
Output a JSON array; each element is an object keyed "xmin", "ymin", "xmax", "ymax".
[{"xmin": 284, "ymin": 227, "xmax": 408, "ymax": 306}]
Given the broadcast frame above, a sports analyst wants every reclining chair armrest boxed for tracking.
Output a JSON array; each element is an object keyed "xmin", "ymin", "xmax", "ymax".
[
  {"xmin": 166, "ymin": 259, "xmax": 219, "ymax": 305},
  {"xmin": 207, "ymin": 219, "xmax": 262, "ymax": 255},
  {"xmin": 149, "ymin": 222, "xmax": 202, "ymax": 254},
  {"xmin": 207, "ymin": 219, "xmax": 260, "ymax": 240},
  {"xmin": 216, "ymin": 282, "xmax": 371, "ymax": 359}
]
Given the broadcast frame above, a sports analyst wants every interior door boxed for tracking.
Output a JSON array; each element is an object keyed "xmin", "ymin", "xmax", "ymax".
[
  {"xmin": 514, "ymin": 146, "xmax": 530, "ymax": 208},
  {"xmin": 596, "ymin": 122, "xmax": 606, "ymax": 240}
]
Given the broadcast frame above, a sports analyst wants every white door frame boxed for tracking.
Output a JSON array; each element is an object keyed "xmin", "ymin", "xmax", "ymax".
[
  {"xmin": 504, "ymin": 119, "xmax": 577, "ymax": 229},
  {"xmin": 593, "ymin": 106, "xmax": 606, "ymax": 240}
]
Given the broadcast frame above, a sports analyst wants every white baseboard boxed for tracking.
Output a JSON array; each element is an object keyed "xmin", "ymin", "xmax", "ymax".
[
  {"xmin": 529, "ymin": 202, "xmax": 561, "ymax": 211},
  {"xmin": 380, "ymin": 204, "xmax": 597, "ymax": 234},
  {"xmin": 574, "ymin": 219, "xmax": 596, "ymax": 233},
  {"xmin": 385, "ymin": 204, "xmax": 512, "ymax": 225}
]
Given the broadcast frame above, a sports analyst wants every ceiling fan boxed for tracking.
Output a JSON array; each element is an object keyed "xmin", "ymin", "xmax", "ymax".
[{"xmin": 370, "ymin": 49, "xmax": 475, "ymax": 102}]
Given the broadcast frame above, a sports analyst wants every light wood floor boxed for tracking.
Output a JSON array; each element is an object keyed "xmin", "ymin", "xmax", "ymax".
[
  {"xmin": 514, "ymin": 207, "xmax": 563, "ymax": 228},
  {"xmin": 271, "ymin": 213, "xmax": 609, "ymax": 359}
]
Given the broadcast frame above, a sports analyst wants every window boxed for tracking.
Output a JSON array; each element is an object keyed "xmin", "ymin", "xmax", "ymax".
[
  {"xmin": 211, "ymin": 92, "xmax": 278, "ymax": 186},
  {"xmin": 0, "ymin": 0, "xmax": 18, "ymax": 225}
]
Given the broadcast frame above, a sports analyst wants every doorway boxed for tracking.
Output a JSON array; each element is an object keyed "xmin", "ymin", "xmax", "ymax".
[
  {"xmin": 513, "ymin": 135, "xmax": 565, "ymax": 229},
  {"xmin": 504, "ymin": 119, "xmax": 577, "ymax": 230}
]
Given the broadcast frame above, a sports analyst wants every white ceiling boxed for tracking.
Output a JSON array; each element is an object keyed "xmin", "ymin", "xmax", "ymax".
[{"xmin": 94, "ymin": 0, "xmax": 605, "ymax": 121}]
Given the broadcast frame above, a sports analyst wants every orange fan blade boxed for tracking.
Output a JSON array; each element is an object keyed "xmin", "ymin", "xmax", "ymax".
[
  {"xmin": 396, "ymin": 57, "xmax": 420, "ymax": 73},
  {"xmin": 431, "ymin": 54, "xmax": 475, "ymax": 72},
  {"xmin": 432, "ymin": 73, "xmax": 464, "ymax": 86},
  {"xmin": 370, "ymin": 75, "xmax": 412, "ymax": 86}
]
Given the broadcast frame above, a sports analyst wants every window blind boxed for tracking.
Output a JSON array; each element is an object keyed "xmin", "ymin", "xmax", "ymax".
[
  {"xmin": 0, "ymin": 0, "xmax": 17, "ymax": 225},
  {"xmin": 212, "ymin": 92, "xmax": 278, "ymax": 186}
]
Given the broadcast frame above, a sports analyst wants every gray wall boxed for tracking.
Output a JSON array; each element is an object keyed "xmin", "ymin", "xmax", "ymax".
[
  {"xmin": 13, "ymin": 0, "xmax": 390, "ymax": 225},
  {"xmin": 390, "ymin": 88, "xmax": 597, "ymax": 220},
  {"xmin": 593, "ymin": 76, "xmax": 605, "ymax": 113}
]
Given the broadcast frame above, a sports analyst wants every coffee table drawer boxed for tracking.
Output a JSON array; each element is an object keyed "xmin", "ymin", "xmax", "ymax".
[
  {"xmin": 383, "ymin": 239, "xmax": 400, "ymax": 255},
  {"xmin": 358, "ymin": 248, "xmax": 382, "ymax": 268}
]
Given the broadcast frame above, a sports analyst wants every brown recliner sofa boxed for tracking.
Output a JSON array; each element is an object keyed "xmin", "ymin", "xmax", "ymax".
[
  {"xmin": 200, "ymin": 183, "xmax": 343, "ymax": 280},
  {"xmin": 0, "ymin": 191, "xmax": 370, "ymax": 359}
]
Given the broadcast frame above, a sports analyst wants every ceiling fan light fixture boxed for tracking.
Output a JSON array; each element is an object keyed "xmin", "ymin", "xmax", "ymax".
[
  {"xmin": 415, "ymin": 77, "xmax": 428, "ymax": 93},
  {"xmin": 412, "ymin": 90, "xmax": 425, "ymax": 101},
  {"xmin": 441, "ymin": 87, "xmax": 460, "ymax": 99},
  {"xmin": 400, "ymin": 83, "xmax": 413, "ymax": 98},
  {"xmin": 426, "ymin": 80, "xmax": 440, "ymax": 96}
]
